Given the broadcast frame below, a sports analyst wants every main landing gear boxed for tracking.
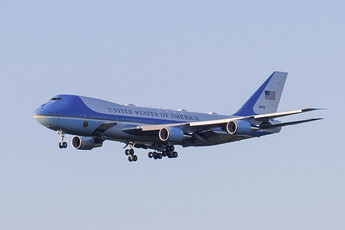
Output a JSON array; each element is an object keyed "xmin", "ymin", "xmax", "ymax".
[
  {"xmin": 148, "ymin": 145, "xmax": 178, "ymax": 160},
  {"xmin": 125, "ymin": 145, "xmax": 178, "ymax": 162},
  {"xmin": 125, "ymin": 145, "xmax": 138, "ymax": 162},
  {"xmin": 57, "ymin": 130, "xmax": 67, "ymax": 149}
]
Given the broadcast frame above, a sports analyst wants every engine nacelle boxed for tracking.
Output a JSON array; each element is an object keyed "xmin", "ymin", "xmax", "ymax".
[
  {"xmin": 71, "ymin": 136, "xmax": 102, "ymax": 150},
  {"xmin": 226, "ymin": 120, "xmax": 252, "ymax": 134},
  {"xmin": 159, "ymin": 127, "xmax": 184, "ymax": 143}
]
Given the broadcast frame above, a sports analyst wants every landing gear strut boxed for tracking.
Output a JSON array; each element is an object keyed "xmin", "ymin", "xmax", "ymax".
[
  {"xmin": 125, "ymin": 144, "xmax": 138, "ymax": 162},
  {"xmin": 57, "ymin": 130, "xmax": 67, "ymax": 149}
]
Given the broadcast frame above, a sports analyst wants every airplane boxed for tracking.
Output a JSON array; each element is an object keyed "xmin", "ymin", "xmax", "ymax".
[{"xmin": 33, "ymin": 71, "xmax": 323, "ymax": 162}]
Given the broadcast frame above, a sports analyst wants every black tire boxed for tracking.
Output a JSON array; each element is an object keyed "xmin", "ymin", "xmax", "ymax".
[
  {"xmin": 125, "ymin": 149, "xmax": 130, "ymax": 155},
  {"xmin": 133, "ymin": 155, "xmax": 138, "ymax": 161},
  {"xmin": 128, "ymin": 156, "xmax": 133, "ymax": 162},
  {"xmin": 167, "ymin": 152, "xmax": 172, "ymax": 158},
  {"xmin": 173, "ymin": 151, "xmax": 178, "ymax": 158},
  {"xmin": 129, "ymin": 149, "xmax": 134, "ymax": 155},
  {"xmin": 63, "ymin": 142, "xmax": 67, "ymax": 148},
  {"xmin": 158, "ymin": 153, "xmax": 162, "ymax": 159},
  {"xmin": 148, "ymin": 152, "xmax": 153, "ymax": 158},
  {"xmin": 59, "ymin": 143, "xmax": 63, "ymax": 149},
  {"xmin": 162, "ymin": 151, "xmax": 167, "ymax": 157},
  {"xmin": 165, "ymin": 145, "xmax": 175, "ymax": 152}
]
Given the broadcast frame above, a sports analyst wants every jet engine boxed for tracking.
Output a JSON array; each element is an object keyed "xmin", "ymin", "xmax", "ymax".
[
  {"xmin": 226, "ymin": 120, "xmax": 252, "ymax": 134},
  {"xmin": 159, "ymin": 127, "xmax": 184, "ymax": 143},
  {"xmin": 71, "ymin": 136, "xmax": 102, "ymax": 150}
]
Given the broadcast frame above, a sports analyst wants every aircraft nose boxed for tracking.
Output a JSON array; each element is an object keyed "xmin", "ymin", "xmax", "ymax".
[
  {"xmin": 34, "ymin": 103, "xmax": 45, "ymax": 116},
  {"xmin": 33, "ymin": 104, "xmax": 47, "ymax": 125},
  {"xmin": 33, "ymin": 114, "xmax": 42, "ymax": 125}
]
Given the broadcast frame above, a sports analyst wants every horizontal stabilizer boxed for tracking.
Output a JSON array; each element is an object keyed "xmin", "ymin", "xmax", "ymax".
[
  {"xmin": 253, "ymin": 108, "xmax": 324, "ymax": 121},
  {"xmin": 260, "ymin": 118, "xmax": 323, "ymax": 129}
]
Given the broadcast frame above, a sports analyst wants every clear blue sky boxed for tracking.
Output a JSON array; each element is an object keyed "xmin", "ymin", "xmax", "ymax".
[{"xmin": 0, "ymin": 1, "xmax": 344, "ymax": 229}]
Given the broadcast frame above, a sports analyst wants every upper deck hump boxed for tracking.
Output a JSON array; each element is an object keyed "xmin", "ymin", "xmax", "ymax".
[{"xmin": 78, "ymin": 95, "xmax": 230, "ymax": 123}]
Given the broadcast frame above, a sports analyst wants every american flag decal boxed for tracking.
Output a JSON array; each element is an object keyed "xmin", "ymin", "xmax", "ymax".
[{"xmin": 265, "ymin": 90, "xmax": 276, "ymax": 100}]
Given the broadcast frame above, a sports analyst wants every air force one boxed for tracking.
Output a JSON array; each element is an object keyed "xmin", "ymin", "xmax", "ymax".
[{"xmin": 34, "ymin": 72, "xmax": 323, "ymax": 162}]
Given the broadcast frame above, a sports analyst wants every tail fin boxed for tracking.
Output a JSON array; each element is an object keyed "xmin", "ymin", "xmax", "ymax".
[{"xmin": 234, "ymin": 71, "xmax": 287, "ymax": 116}]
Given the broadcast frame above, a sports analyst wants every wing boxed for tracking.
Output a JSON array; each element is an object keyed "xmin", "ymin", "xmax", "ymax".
[
  {"xmin": 121, "ymin": 108, "xmax": 323, "ymax": 145},
  {"xmin": 131, "ymin": 108, "xmax": 323, "ymax": 132},
  {"xmin": 91, "ymin": 122, "xmax": 118, "ymax": 136}
]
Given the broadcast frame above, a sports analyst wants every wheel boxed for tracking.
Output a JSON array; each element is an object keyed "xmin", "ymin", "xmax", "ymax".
[
  {"xmin": 133, "ymin": 155, "xmax": 138, "ymax": 161},
  {"xmin": 148, "ymin": 152, "xmax": 153, "ymax": 158},
  {"xmin": 162, "ymin": 151, "xmax": 167, "ymax": 157},
  {"xmin": 125, "ymin": 149, "xmax": 130, "ymax": 155},
  {"xmin": 153, "ymin": 152, "xmax": 158, "ymax": 159},
  {"xmin": 128, "ymin": 155, "xmax": 133, "ymax": 162},
  {"xmin": 165, "ymin": 145, "xmax": 175, "ymax": 152},
  {"xmin": 172, "ymin": 151, "xmax": 178, "ymax": 158},
  {"xmin": 59, "ymin": 142, "xmax": 67, "ymax": 149},
  {"xmin": 158, "ymin": 153, "xmax": 162, "ymax": 159},
  {"xmin": 129, "ymin": 149, "xmax": 134, "ymax": 155},
  {"xmin": 167, "ymin": 152, "xmax": 172, "ymax": 158}
]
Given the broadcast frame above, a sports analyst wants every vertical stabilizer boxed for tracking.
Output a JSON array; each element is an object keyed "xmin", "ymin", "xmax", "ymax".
[{"xmin": 234, "ymin": 71, "xmax": 287, "ymax": 116}]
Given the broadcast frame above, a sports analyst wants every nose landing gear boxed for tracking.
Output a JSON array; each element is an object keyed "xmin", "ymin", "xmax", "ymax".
[{"xmin": 57, "ymin": 130, "xmax": 67, "ymax": 149}]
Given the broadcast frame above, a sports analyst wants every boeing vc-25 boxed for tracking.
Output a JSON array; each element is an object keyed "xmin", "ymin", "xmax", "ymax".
[{"xmin": 34, "ymin": 72, "xmax": 322, "ymax": 162}]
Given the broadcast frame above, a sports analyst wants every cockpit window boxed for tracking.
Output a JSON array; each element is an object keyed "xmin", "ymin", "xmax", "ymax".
[{"xmin": 50, "ymin": 97, "xmax": 62, "ymax": 101}]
